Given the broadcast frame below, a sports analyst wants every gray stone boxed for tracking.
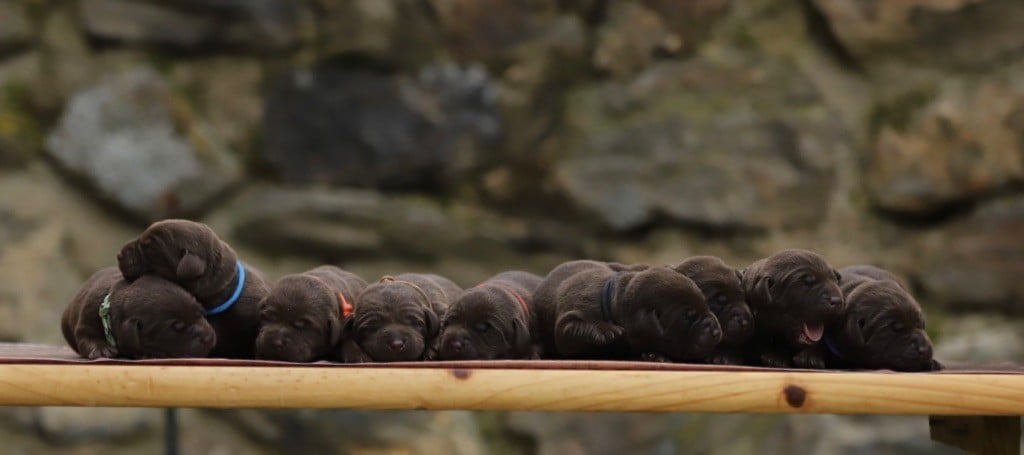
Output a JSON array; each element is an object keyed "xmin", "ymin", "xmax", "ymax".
[
  {"xmin": 80, "ymin": 0, "xmax": 313, "ymax": 52},
  {"xmin": 915, "ymin": 195, "xmax": 1024, "ymax": 311},
  {"xmin": 865, "ymin": 67, "xmax": 1024, "ymax": 215},
  {"xmin": 429, "ymin": 0, "xmax": 560, "ymax": 66},
  {"xmin": 46, "ymin": 67, "xmax": 242, "ymax": 222},
  {"xmin": 935, "ymin": 316, "xmax": 1024, "ymax": 364},
  {"xmin": 317, "ymin": 0, "xmax": 440, "ymax": 68},
  {"xmin": 592, "ymin": 2, "xmax": 676, "ymax": 79},
  {"xmin": 557, "ymin": 51, "xmax": 843, "ymax": 231},
  {"xmin": 261, "ymin": 63, "xmax": 500, "ymax": 190},
  {"xmin": 810, "ymin": 0, "xmax": 1024, "ymax": 70},
  {"xmin": 228, "ymin": 185, "xmax": 585, "ymax": 262}
]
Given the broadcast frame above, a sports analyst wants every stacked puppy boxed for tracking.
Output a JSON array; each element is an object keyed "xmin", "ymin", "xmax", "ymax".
[{"xmin": 62, "ymin": 220, "xmax": 939, "ymax": 371}]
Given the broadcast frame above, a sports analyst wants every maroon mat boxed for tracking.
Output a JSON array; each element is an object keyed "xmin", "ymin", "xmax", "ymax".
[{"xmin": 1, "ymin": 343, "xmax": 1020, "ymax": 374}]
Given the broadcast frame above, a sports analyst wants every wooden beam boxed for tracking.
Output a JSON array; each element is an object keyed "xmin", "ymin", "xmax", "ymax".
[
  {"xmin": 930, "ymin": 416, "xmax": 1021, "ymax": 455},
  {"xmin": 0, "ymin": 365, "xmax": 1023, "ymax": 414}
]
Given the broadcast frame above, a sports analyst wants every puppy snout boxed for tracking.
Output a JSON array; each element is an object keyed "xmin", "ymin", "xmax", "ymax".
[
  {"xmin": 272, "ymin": 337, "xmax": 288, "ymax": 348},
  {"xmin": 389, "ymin": 338, "xmax": 407, "ymax": 352},
  {"xmin": 702, "ymin": 318, "xmax": 721, "ymax": 339},
  {"xmin": 823, "ymin": 293, "xmax": 842, "ymax": 307},
  {"xmin": 449, "ymin": 339, "xmax": 464, "ymax": 352}
]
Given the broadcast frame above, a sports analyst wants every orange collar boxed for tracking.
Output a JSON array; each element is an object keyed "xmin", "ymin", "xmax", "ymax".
[
  {"xmin": 337, "ymin": 292, "xmax": 353, "ymax": 318},
  {"xmin": 476, "ymin": 283, "xmax": 529, "ymax": 319}
]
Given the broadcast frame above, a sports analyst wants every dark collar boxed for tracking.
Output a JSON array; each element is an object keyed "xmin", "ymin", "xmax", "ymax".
[{"xmin": 599, "ymin": 272, "xmax": 624, "ymax": 322}]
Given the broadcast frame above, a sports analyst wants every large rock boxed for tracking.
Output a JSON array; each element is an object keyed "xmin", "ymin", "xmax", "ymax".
[
  {"xmin": 80, "ymin": 0, "xmax": 313, "ymax": 52},
  {"xmin": 556, "ymin": 50, "xmax": 843, "ymax": 232},
  {"xmin": 317, "ymin": 0, "xmax": 440, "ymax": 68},
  {"xmin": 914, "ymin": 195, "xmax": 1024, "ymax": 311},
  {"xmin": 261, "ymin": 63, "xmax": 500, "ymax": 190},
  {"xmin": 865, "ymin": 68, "xmax": 1024, "ymax": 215},
  {"xmin": 228, "ymin": 186, "xmax": 586, "ymax": 262},
  {"xmin": 429, "ymin": 0, "xmax": 560, "ymax": 67},
  {"xmin": 46, "ymin": 68, "xmax": 242, "ymax": 222},
  {"xmin": 810, "ymin": 0, "xmax": 1024, "ymax": 70}
]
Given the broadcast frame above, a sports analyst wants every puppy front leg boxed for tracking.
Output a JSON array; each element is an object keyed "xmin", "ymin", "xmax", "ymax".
[
  {"xmin": 554, "ymin": 311, "xmax": 624, "ymax": 356},
  {"xmin": 337, "ymin": 340, "xmax": 373, "ymax": 363},
  {"xmin": 707, "ymin": 347, "xmax": 746, "ymax": 365},
  {"xmin": 792, "ymin": 345, "xmax": 827, "ymax": 369}
]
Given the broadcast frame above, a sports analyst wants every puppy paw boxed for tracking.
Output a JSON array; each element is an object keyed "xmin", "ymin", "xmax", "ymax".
[
  {"xmin": 928, "ymin": 359, "xmax": 944, "ymax": 372},
  {"xmin": 759, "ymin": 351, "xmax": 792, "ymax": 368},
  {"xmin": 85, "ymin": 344, "xmax": 118, "ymax": 360},
  {"xmin": 707, "ymin": 350, "xmax": 745, "ymax": 366},
  {"xmin": 641, "ymin": 352, "xmax": 672, "ymax": 363},
  {"xmin": 792, "ymin": 348, "xmax": 826, "ymax": 369},
  {"xmin": 590, "ymin": 322, "xmax": 625, "ymax": 345}
]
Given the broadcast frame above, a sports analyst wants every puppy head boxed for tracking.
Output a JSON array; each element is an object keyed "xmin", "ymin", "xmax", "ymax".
[
  {"xmin": 622, "ymin": 267, "xmax": 722, "ymax": 361},
  {"xmin": 839, "ymin": 280, "xmax": 934, "ymax": 371},
  {"xmin": 438, "ymin": 287, "xmax": 529, "ymax": 360},
  {"xmin": 117, "ymin": 219, "xmax": 236, "ymax": 289},
  {"xmin": 343, "ymin": 281, "xmax": 439, "ymax": 362},
  {"xmin": 255, "ymin": 275, "xmax": 342, "ymax": 362},
  {"xmin": 745, "ymin": 249, "xmax": 844, "ymax": 348},
  {"xmin": 108, "ymin": 276, "xmax": 216, "ymax": 358},
  {"xmin": 674, "ymin": 256, "xmax": 752, "ymax": 345}
]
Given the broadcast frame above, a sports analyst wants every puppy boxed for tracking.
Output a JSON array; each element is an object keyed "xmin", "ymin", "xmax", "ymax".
[
  {"xmin": 825, "ymin": 265, "xmax": 939, "ymax": 371},
  {"xmin": 343, "ymin": 273, "xmax": 460, "ymax": 362},
  {"xmin": 255, "ymin": 266, "xmax": 367, "ymax": 362},
  {"xmin": 61, "ymin": 268, "xmax": 216, "ymax": 359},
  {"xmin": 533, "ymin": 260, "xmax": 721, "ymax": 361},
  {"xmin": 117, "ymin": 219, "xmax": 269, "ymax": 358},
  {"xmin": 742, "ymin": 249, "xmax": 844, "ymax": 369},
  {"xmin": 437, "ymin": 271, "xmax": 543, "ymax": 360},
  {"xmin": 674, "ymin": 256, "xmax": 752, "ymax": 365}
]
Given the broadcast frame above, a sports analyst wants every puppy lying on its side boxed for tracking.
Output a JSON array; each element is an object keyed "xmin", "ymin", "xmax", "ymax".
[
  {"xmin": 117, "ymin": 219, "xmax": 269, "ymax": 358},
  {"xmin": 343, "ymin": 273, "xmax": 461, "ymax": 362},
  {"xmin": 61, "ymin": 268, "xmax": 216, "ymax": 359},
  {"xmin": 825, "ymin": 265, "xmax": 939, "ymax": 371},
  {"xmin": 437, "ymin": 271, "xmax": 543, "ymax": 360},
  {"xmin": 674, "ymin": 256, "xmax": 752, "ymax": 365},
  {"xmin": 533, "ymin": 260, "xmax": 721, "ymax": 361},
  {"xmin": 255, "ymin": 266, "xmax": 367, "ymax": 362},
  {"xmin": 742, "ymin": 249, "xmax": 844, "ymax": 369}
]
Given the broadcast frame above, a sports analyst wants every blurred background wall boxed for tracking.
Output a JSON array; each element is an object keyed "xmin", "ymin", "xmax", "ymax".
[{"xmin": 0, "ymin": 0, "xmax": 1022, "ymax": 453}]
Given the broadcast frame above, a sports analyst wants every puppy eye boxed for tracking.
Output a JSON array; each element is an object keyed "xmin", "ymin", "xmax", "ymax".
[
  {"xmin": 294, "ymin": 320, "xmax": 308, "ymax": 329},
  {"xmin": 892, "ymin": 322, "xmax": 905, "ymax": 332},
  {"xmin": 474, "ymin": 322, "xmax": 490, "ymax": 333},
  {"xmin": 717, "ymin": 294, "xmax": 728, "ymax": 304},
  {"xmin": 172, "ymin": 321, "xmax": 186, "ymax": 332},
  {"xmin": 802, "ymin": 274, "xmax": 816, "ymax": 285},
  {"xmin": 407, "ymin": 317, "xmax": 423, "ymax": 327},
  {"xmin": 857, "ymin": 319, "xmax": 865, "ymax": 329},
  {"xmin": 686, "ymin": 309, "xmax": 697, "ymax": 319}
]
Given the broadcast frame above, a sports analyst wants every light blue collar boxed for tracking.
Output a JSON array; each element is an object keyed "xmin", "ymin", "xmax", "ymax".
[
  {"xmin": 206, "ymin": 261, "xmax": 245, "ymax": 316},
  {"xmin": 99, "ymin": 294, "xmax": 117, "ymax": 347}
]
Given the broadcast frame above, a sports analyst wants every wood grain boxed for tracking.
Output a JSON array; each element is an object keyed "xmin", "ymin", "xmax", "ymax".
[{"xmin": 0, "ymin": 365, "xmax": 1022, "ymax": 414}]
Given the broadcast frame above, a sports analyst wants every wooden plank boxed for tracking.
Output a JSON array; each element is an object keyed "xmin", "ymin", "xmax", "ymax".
[
  {"xmin": 930, "ymin": 416, "xmax": 1022, "ymax": 455},
  {"xmin": 0, "ymin": 365, "xmax": 1022, "ymax": 414}
]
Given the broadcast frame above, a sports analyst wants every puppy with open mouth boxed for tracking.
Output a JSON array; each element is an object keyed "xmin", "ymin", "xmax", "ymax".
[
  {"xmin": 117, "ymin": 219, "xmax": 269, "ymax": 358},
  {"xmin": 673, "ymin": 256, "xmax": 752, "ymax": 365},
  {"xmin": 61, "ymin": 268, "xmax": 217, "ymax": 359},
  {"xmin": 742, "ymin": 249, "xmax": 844, "ymax": 369},
  {"xmin": 437, "ymin": 271, "xmax": 543, "ymax": 360},
  {"xmin": 343, "ymin": 273, "xmax": 460, "ymax": 362},
  {"xmin": 533, "ymin": 260, "xmax": 721, "ymax": 362},
  {"xmin": 255, "ymin": 266, "xmax": 367, "ymax": 362},
  {"xmin": 825, "ymin": 265, "xmax": 940, "ymax": 371}
]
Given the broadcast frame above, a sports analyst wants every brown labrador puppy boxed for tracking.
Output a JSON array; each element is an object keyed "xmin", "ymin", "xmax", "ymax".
[
  {"xmin": 674, "ymin": 256, "xmax": 752, "ymax": 365},
  {"xmin": 437, "ymin": 270, "xmax": 543, "ymax": 360},
  {"xmin": 61, "ymin": 268, "xmax": 216, "ymax": 359},
  {"xmin": 533, "ymin": 260, "xmax": 721, "ymax": 361},
  {"xmin": 116, "ymin": 219, "xmax": 269, "ymax": 358},
  {"xmin": 825, "ymin": 265, "xmax": 939, "ymax": 371},
  {"xmin": 255, "ymin": 266, "xmax": 367, "ymax": 362},
  {"xmin": 742, "ymin": 249, "xmax": 844, "ymax": 369},
  {"xmin": 343, "ymin": 273, "xmax": 460, "ymax": 362}
]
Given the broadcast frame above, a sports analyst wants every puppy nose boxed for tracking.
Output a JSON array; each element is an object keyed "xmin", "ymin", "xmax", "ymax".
[
  {"xmin": 390, "ymin": 338, "xmax": 406, "ymax": 351},
  {"xmin": 450, "ymin": 340, "xmax": 463, "ymax": 352},
  {"xmin": 272, "ymin": 338, "xmax": 287, "ymax": 348},
  {"xmin": 826, "ymin": 295, "xmax": 842, "ymax": 306},
  {"xmin": 703, "ymin": 319, "xmax": 721, "ymax": 338},
  {"xmin": 917, "ymin": 343, "xmax": 931, "ymax": 355},
  {"xmin": 734, "ymin": 316, "xmax": 750, "ymax": 328}
]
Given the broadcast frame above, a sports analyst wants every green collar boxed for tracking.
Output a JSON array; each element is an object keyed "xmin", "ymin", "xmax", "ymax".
[{"xmin": 99, "ymin": 294, "xmax": 117, "ymax": 348}]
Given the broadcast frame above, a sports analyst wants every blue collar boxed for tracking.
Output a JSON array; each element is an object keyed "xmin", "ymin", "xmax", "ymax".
[
  {"xmin": 206, "ymin": 261, "xmax": 245, "ymax": 316},
  {"xmin": 599, "ymin": 272, "xmax": 624, "ymax": 322}
]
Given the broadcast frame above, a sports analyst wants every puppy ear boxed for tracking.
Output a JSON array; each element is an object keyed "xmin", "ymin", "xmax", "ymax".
[
  {"xmin": 512, "ymin": 318, "xmax": 531, "ymax": 358},
  {"xmin": 423, "ymin": 308, "xmax": 440, "ymax": 339},
  {"xmin": 833, "ymin": 269, "xmax": 842, "ymax": 283},
  {"xmin": 116, "ymin": 318, "xmax": 143, "ymax": 357},
  {"xmin": 735, "ymin": 269, "xmax": 743, "ymax": 283},
  {"xmin": 755, "ymin": 277, "xmax": 774, "ymax": 306},
  {"xmin": 117, "ymin": 242, "xmax": 147, "ymax": 282},
  {"xmin": 340, "ymin": 316, "xmax": 356, "ymax": 340},
  {"xmin": 845, "ymin": 312, "xmax": 866, "ymax": 346},
  {"xmin": 176, "ymin": 251, "xmax": 206, "ymax": 281},
  {"xmin": 326, "ymin": 316, "xmax": 342, "ymax": 347}
]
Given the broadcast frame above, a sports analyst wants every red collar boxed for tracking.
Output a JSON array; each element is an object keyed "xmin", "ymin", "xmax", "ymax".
[
  {"xmin": 337, "ymin": 292, "xmax": 353, "ymax": 318},
  {"xmin": 476, "ymin": 283, "xmax": 529, "ymax": 319}
]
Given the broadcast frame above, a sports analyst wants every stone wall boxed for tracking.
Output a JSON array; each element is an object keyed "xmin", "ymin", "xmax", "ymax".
[{"xmin": 0, "ymin": 0, "xmax": 1022, "ymax": 453}]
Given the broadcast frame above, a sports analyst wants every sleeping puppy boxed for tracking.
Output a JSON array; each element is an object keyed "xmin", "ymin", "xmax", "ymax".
[
  {"xmin": 825, "ymin": 265, "xmax": 939, "ymax": 371},
  {"xmin": 61, "ymin": 268, "xmax": 216, "ymax": 359},
  {"xmin": 343, "ymin": 273, "xmax": 460, "ymax": 362},
  {"xmin": 674, "ymin": 256, "xmax": 752, "ymax": 365},
  {"xmin": 742, "ymin": 249, "xmax": 844, "ymax": 369},
  {"xmin": 533, "ymin": 260, "xmax": 721, "ymax": 361},
  {"xmin": 437, "ymin": 271, "xmax": 543, "ymax": 360},
  {"xmin": 255, "ymin": 266, "xmax": 367, "ymax": 362},
  {"xmin": 116, "ymin": 219, "xmax": 269, "ymax": 358}
]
